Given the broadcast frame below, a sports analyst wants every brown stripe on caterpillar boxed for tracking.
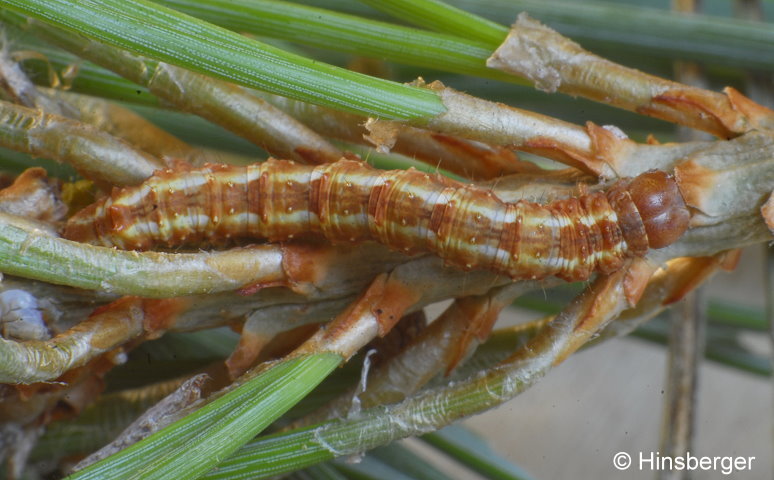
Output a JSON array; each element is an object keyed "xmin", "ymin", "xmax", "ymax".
[{"xmin": 63, "ymin": 159, "xmax": 690, "ymax": 281}]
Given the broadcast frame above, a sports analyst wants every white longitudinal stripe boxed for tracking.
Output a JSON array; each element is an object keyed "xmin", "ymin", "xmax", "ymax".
[
  {"xmin": 553, "ymin": 212, "xmax": 578, "ymax": 274},
  {"xmin": 369, "ymin": 179, "xmax": 440, "ymax": 246},
  {"xmin": 95, "ymin": 205, "xmax": 117, "ymax": 247},
  {"xmin": 577, "ymin": 211, "xmax": 603, "ymax": 228},
  {"xmin": 431, "ymin": 186, "xmax": 455, "ymax": 211},
  {"xmin": 495, "ymin": 207, "xmax": 518, "ymax": 273},
  {"xmin": 170, "ymin": 213, "xmax": 212, "ymax": 233},
  {"xmin": 269, "ymin": 169, "xmax": 303, "ymax": 190},
  {"xmin": 214, "ymin": 170, "xmax": 247, "ymax": 187},
  {"xmin": 563, "ymin": 209, "xmax": 604, "ymax": 270},
  {"xmin": 245, "ymin": 166, "xmax": 263, "ymax": 185},
  {"xmin": 447, "ymin": 193, "xmax": 502, "ymax": 265},
  {"xmin": 116, "ymin": 184, "xmax": 152, "ymax": 207},
  {"xmin": 563, "ymin": 256, "xmax": 580, "ymax": 272},
  {"xmin": 587, "ymin": 209, "xmax": 625, "ymax": 265},
  {"xmin": 515, "ymin": 209, "xmax": 564, "ymax": 271},
  {"xmin": 478, "ymin": 195, "xmax": 508, "ymax": 267},
  {"xmin": 226, "ymin": 212, "xmax": 260, "ymax": 232},
  {"xmin": 579, "ymin": 212, "xmax": 603, "ymax": 267},
  {"xmin": 162, "ymin": 171, "xmax": 209, "ymax": 192},
  {"xmin": 385, "ymin": 224, "xmax": 435, "ymax": 249},
  {"xmin": 122, "ymin": 219, "xmax": 160, "ymax": 239},
  {"xmin": 274, "ymin": 210, "xmax": 314, "ymax": 229},
  {"xmin": 364, "ymin": 172, "xmax": 387, "ymax": 234},
  {"xmin": 402, "ymin": 182, "xmax": 442, "ymax": 244},
  {"xmin": 122, "ymin": 213, "xmax": 217, "ymax": 242},
  {"xmin": 521, "ymin": 211, "xmax": 567, "ymax": 230}
]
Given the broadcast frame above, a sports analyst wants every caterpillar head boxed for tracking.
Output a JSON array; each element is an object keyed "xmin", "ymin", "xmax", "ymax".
[{"xmin": 626, "ymin": 170, "xmax": 690, "ymax": 249}]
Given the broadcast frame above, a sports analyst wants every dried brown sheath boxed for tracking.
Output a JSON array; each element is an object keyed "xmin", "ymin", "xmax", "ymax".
[{"xmin": 64, "ymin": 159, "xmax": 690, "ymax": 281}]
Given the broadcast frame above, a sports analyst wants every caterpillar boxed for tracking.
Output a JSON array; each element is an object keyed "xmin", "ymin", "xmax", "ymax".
[{"xmin": 63, "ymin": 159, "xmax": 690, "ymax": 281}]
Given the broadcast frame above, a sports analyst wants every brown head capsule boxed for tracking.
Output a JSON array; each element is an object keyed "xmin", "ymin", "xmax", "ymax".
[{"xmin": 607, "ymin": 170, "xmax": 690, "ymax": 253}]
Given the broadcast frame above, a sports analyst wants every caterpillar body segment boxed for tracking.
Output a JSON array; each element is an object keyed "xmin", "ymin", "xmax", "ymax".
[{"xmin": 64, "ymin": 159, "xmax": 690, "ymax": 282}]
